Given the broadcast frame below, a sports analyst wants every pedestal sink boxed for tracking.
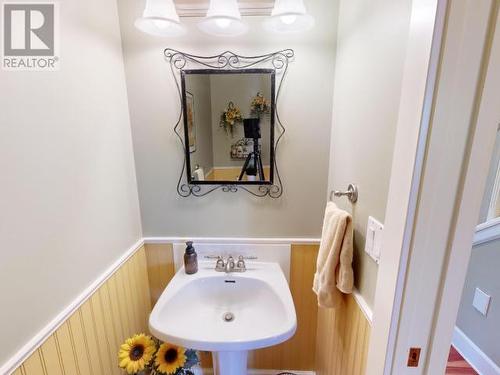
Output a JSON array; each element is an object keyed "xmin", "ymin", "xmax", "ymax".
[{"xmin": 149, "ymin": 261, "xmax": 297, "ymax": 375}]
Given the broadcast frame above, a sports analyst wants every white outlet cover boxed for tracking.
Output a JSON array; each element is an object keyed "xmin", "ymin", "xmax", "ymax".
[{"xmin": 472, "ymin": 288, "xmax": 491, "ymax": 316}]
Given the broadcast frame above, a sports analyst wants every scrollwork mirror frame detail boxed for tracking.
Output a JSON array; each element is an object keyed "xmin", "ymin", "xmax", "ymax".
[{"xmin": 164, "ymin": 48, "xmax": 294, "ymax": 198}]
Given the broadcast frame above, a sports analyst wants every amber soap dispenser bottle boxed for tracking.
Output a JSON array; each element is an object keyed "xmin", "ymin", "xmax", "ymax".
[{"xmin": 184, "ymin": 241, "xmax": 198, "ymax": 274}]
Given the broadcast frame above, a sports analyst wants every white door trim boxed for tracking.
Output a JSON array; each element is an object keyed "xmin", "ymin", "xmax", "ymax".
[
  {"xmin": 366, "ymin": 0, "xmax": 445, "ymax": 373},
  {"xmin": 426, "ymin": 3, "xmax": 500, "ymax": 373},
  {"xmin": 392, "ymin": 0, "xmax": 495, "ymax": 371},
  {"xmin": 375, "ymin": 1, "xmax": 499, "ymax": 374}
]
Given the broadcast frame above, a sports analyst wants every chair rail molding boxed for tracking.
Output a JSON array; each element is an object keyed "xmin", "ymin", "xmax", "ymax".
[
  {"xmin": 143, "ymin": 237, "xmax": 321, "ymax": 245},
  {"xmin": 353, "ymin": 289, "xmax": 373, "ymax": 325},
  {"xmin": 474, "ymin": 217, "xmax": 500, "ymax": 246}
]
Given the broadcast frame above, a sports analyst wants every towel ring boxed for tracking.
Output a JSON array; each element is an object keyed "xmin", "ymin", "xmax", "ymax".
[{"xmin": 330, "ymin": 184, "xmax": 358, "ymax": 203}]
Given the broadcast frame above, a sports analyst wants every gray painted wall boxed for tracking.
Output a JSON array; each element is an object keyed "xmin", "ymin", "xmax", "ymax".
[
  {"xmin": 0, "ymin": 0, "xmax": 142, "ymax": 367},
  {"xmin": 327, "ymin": 0, "xmax": 413, "ymax": 307},
  {"xmin": 456, "ymin": 239, "xmax": 500, "ymax": 366},
  {"xmin": 117, "ymin": 0, "xmax": 339, "ymax": 237}
]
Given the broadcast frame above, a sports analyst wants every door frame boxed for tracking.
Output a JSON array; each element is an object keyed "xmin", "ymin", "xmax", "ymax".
[
  {"xmin": 424, "ymin": 2, "xmax": 500, "ymax": 373},
  {"xmin": 366, "ymin": 0, "xmax": 500, "ymax": 374},
  {"xmin": 366, "ymin": 0, "xmax": 446, "ymax": 372}
]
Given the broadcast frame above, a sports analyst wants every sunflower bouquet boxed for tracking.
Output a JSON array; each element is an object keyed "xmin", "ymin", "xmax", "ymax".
[
  {"xmin": 118, "ymin": 334, "xmax": 199, "ymax": 375},
  {"xmin": 250, "ymin": 92, "xmax": 270, "ymax": 118},
  {"xmin": 220, "ymin": 101, "xmax": 243, "ymax": 137}
]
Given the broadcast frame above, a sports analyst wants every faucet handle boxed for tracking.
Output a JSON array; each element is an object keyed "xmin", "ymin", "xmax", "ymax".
[
  {"xmin": 236, "ymin": 256, "xmax": 246, "ymax": 270},
  {"xmin": 205, "ymin": 255, "xmax": 225, "ymax": 271},
  {"xmin": 215, "ymin": 257, "xmax": 225, "ymax": 270},
  {"xmin": 204, "ymin": 254, "xmax": 221, "ymax": 259},
  {"xmin": 241, "ymin": 255, "xmax": 258, "ymax": 260}
]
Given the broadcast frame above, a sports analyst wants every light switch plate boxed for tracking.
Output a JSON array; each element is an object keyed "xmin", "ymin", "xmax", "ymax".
[
  {"xmin": 365, "ymin": 216, "xmax": 384, "ymax": 264},
  {"xmin": 472, "ymin": 288, "xmax": 491, "ymax": 316}
]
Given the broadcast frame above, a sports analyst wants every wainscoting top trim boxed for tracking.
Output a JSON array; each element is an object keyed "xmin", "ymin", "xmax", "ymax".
[
  {"xmin": 0, "ymin": 238, "xmax": 145, "ymax": 375},
  {"xmin": 353, "ymin": 289, "xmax": 373, "ymax": 325},
  {"xmin": 474, "ymin": 217, "xmax": 500, "ymax": 246},
  {"xmin": 143, "ymin": 237, "xmax": 321, "ymax": 245}
]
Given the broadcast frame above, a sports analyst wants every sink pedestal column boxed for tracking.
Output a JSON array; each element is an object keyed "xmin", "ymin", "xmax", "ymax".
[{"xmin": 212, "ymin": 351, "xmax": 248, "ymax": 375}]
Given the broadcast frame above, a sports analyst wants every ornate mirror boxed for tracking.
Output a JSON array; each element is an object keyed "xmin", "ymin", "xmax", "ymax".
[{"xmin": 165, "ymin": 49, "xmax": 293, "ymax": 198}]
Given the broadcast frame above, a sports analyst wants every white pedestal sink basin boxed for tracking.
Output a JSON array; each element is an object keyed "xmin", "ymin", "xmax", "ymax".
[{"xmin": 149, "ymin": 261, "xmax": 297, "ymax": 375}]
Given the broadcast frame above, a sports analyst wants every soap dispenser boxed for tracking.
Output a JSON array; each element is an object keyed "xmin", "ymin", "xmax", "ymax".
[{"xmin": 184, "ymin": 241, "xmax": 198, "ymax": 274}]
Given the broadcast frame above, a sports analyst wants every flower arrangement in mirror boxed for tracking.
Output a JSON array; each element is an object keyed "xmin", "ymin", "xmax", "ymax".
[
  {"xmin": 220, "ymin": 101, "xmax": 243, "ymax": 137},
  {"xmin": 118, "ymin": 334, "xmax": 199, "ymax": 375},
  {"xmin": 250, "ymin": 92, "xmax": 270, "ymax": 118}
]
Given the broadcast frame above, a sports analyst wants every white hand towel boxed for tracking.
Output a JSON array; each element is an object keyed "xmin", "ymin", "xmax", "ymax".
[{"xmin": 313, "ymin": 201, "xmax": 354, "ymax": 308}]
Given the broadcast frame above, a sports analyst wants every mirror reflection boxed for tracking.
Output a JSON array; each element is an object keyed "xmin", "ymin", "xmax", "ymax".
[{"xmin": 182, "ymin": 70, "xmax": 275, "ymax": 184}]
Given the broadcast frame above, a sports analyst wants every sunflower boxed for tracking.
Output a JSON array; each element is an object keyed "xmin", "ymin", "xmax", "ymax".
[
  {"xmin": 118, "ymin": 334, "xmax": 156, "ymax": 374},
  {"xmin": 155, "ymin": 343, "xmax": 187, "ymax": 374}
]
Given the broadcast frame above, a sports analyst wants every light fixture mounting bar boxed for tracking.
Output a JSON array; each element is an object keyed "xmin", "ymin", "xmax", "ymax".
[{"xmin": 175, "ymin": 1, "xmax": 274, "ymax": 17}]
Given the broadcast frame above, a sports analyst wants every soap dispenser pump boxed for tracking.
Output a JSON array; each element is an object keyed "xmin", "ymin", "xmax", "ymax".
[{"xmin": 184, "ymin": 241, "xmax": 198, "ymax": 274}]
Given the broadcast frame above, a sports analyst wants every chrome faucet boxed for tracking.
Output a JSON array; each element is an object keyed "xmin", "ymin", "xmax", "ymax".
[
  {"xmin": 225, "ymin": 256, "xmax": 236, "ymax": 272},
  {"xmin": 205, "ymin": 255, "xmax": 257, "ymax": 273}
]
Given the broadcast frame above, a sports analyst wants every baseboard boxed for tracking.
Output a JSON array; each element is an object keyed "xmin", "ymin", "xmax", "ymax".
[
  {"xmin": 0, "ymin": 238, "xmax": 145, "ymax": 375},
  {"xmin": 247, "ymin": 371, "xmax": 315, "ymax": 375},
  {"xmin": 194, "ymin": 369, "xmax": 315, "ymax": 375},
  {"xmin": 452, "ymin": 326, "xmax": 500, "ymax": 375}
]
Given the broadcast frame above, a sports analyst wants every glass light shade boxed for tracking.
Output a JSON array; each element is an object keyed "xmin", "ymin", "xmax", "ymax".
[
  {"xmin": 263, "ymin": 0, "xmax": 315, "ymax": 33},
  {"xmin": 198, "ymin": 0, "xmax": 248, "ymax": 37},
  {"xmin": 135, "ymin": 0, "xmax": 186, "ymax": 37}
]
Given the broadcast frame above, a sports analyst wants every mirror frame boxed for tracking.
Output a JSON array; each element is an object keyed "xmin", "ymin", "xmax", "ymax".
[
  {"xmin": 181, "ymin": 68, "xmax": 276, "ymax": 186},
  {"xmin": 164, "ymin": 49, "xmax": 293, "ymax": 198}
]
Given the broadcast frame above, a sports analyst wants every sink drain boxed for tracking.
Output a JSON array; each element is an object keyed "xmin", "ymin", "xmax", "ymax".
[{"xmin": 222, "ymin": 312, "xmax": 235, "ymax": 322}]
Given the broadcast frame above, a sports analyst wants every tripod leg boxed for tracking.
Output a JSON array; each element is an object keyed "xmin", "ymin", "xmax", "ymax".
[
  {"xmin": 258, "ymin": 153, "xmax": 265, "ymax": 181},
  {"xmin": 238, "ymin": 154, "xmax": 252, "ymax": 181}
]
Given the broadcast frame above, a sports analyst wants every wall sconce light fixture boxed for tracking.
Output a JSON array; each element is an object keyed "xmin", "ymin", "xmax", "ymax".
[
  {"xmin": 135, "ymin": 0, "xmax": 186, "ymax": 37},
  {"xmin": 135, "ymin": 0, "xmax": 315, "ymax": 37},
  {"xmin": 197, "ymin": 0, "xmax": 248, "ymax": 37}
]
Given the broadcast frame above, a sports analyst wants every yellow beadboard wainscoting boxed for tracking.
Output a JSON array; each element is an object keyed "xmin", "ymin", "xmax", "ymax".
[
  {"xmin": 10, "ymin": 240, "xmax": 371, "ymax": 375},
  {"xmin": 11, "ymin": 247, "xmax": 151, "ymax": 375},
  {"xmin": 316, "ymin": 295, "xmax": 371, "ymax": 375}
]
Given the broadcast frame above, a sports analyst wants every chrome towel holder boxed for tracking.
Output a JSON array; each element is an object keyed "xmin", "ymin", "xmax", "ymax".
[{"xmin": 330, "ymin": 184, "xmax": 358, "ymax": 203}]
